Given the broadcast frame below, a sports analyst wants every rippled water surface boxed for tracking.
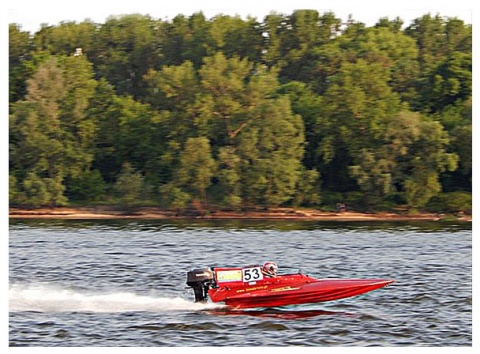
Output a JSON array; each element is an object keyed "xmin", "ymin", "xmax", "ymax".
[{"xmin": 9, "ymin": 219, "xmax": 471, "ymax": 346}]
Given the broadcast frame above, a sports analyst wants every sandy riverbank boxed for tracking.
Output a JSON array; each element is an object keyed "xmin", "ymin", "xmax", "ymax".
[{"xmin": 8, "ymin": 206, "xmax": 471, "ymax": 222}]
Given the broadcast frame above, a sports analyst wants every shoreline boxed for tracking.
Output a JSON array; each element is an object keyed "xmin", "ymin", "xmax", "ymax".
[{"xmin": 8, "ymin": 207, "xmax": 471, "ymax": 222}]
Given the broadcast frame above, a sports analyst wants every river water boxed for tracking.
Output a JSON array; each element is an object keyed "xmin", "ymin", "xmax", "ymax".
[{"xmin": 9, "ymin": 219, "xmax": 472, "ymax": 346}]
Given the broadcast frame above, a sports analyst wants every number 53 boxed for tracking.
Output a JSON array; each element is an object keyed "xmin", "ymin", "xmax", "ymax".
[{"xmin": 242, "ymin": 267, "xmax": 263, "ymax": 282}]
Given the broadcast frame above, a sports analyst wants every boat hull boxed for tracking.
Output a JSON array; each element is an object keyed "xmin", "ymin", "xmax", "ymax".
[{"xmin": 208, "ymin": 272, "xmax": 394, "ymax": 308}]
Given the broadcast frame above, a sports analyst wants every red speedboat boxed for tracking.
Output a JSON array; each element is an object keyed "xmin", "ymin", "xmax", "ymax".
[{"xmin": 186, "ymin": 265, "xmax": 394, "ymax": 308}]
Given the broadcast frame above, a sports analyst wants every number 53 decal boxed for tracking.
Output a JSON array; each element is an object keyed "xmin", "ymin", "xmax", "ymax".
[{"xmin": 242, "ymin": 267, "xmax": 264, "ymax": 282}]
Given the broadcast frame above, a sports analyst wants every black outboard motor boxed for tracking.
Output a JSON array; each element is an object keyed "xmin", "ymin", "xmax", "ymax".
[{"xmin": 186, "ymin": 268, "xmax": 215, "ymax": 302}]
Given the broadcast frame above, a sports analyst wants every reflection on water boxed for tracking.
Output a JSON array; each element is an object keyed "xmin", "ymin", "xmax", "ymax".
[
  {"xmin": 205, "ymin": 308, "xmax": 353, "ymax": 320},
  {"xmin": 9, "ymin": 218, "xmax": 471, "ymax": 233}
]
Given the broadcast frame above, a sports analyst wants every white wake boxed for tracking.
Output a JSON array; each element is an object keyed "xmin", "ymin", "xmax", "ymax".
[{"xmin": 9, "ymin": 283, "xmax": 223, "ymax": 313}]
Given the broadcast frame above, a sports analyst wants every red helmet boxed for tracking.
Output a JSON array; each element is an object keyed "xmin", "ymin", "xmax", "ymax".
[{"xmin": 263, "ymin": 261, "xmax": 278, "ymax": 277}]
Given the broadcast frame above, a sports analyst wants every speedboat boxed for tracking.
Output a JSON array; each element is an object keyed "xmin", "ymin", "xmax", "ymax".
[{"xmin": 186, "ymin": 265, "xmax": 394, "ymax": 308}]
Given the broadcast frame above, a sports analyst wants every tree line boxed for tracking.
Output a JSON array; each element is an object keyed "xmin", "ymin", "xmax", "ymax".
[{"xmin": 9, "ymin": 10, "xmax": 472, "ymax": 213}]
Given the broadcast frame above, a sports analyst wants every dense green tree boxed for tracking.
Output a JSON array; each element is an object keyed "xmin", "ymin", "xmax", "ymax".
[
  {"xmin": 316, "ymin": 56, "xmax": 426, "ymax": 206},
  {"xmin": 65, "ymin": 169, "xmax": 106, "ymax": 202},
  {"xmin": 262, "ymin": 12, "xmax": 289, "ymax": 68},
  {"xmin": 61, "ymin": 56, "xmax": 98, "ymax": 177},
  {"xmin": 10, "ymin": 58, "xmax": 68, "ymax": 206},
  {"xmin": 114, "ymin": 96, "xmax": 160, "ymax": 175},
  {"xmin": 319, "ymin": 58, "xmax": 402, "ymax": 161},
  {"xmin": 180, "ymin": 12, "xmax": 213, "ymax": 66},
  {"xmin": 32, "ymin": 21, "xmax": 97, "ymax": 56},
  {"xmin": 9, "ymin": 24, "xmax": 31, "ymax": 67},
  {"xmin": 449, "ymin": 124, "xmax": 471, "ymax": 182},
  {"xmin": 143, "ymin": 60, "xmax": 201, "ymax": 185},
  {"xmin": 158, "ymin": 183, "xmax": 191, "ymax": 210},
  {"xmin": 405, "ymin": 15, "xmax": 471, "ymax": 64},
  {"xmin": 404, "ymin": 14, "xmax": 448, "ymax": 73},
  {"xmin": 216, "ymin": 146, "xmax": 242, "ymax": 209},
  {"xmin": 175, "ymin": 137, "xmax": 216, "ymax": 206},
  {"xmin": 374, "ymin": 17, "xmax": 404, "ymax": 32},
  {"xmin": 292, "ymin": 168, "xmax": 321, "ymax": 206},
  {"xmin": 382, "ymin": 111, "xmax": 458, "ymax": 208},
  {"xmin": 10, "ymin": 55, "xmax": 97, "ymax": 206},
  {"xmin": 209, "ymin": 15, "xmax": 264, "ymax": 62},
  {"xmin": 114, "ymin": 163, "xmax": 145, "ymax": 209},
  {"xmin": 21, "ymin": 172, "xmax": 66, "ymax": 206},
  {"xmin": 349, "ymin": 148, "xmax": 393, "ymax": 205},
  {"xmin": 146, "ymin": 53, "xmax": 307, "ymax": 208},
  {"xmin": 402, "ymin": 119, "xmax": 458, "ymax": 207},
  {"xmin": 88, "ymin": 81, "xmax": 163, "ymax": 185},
  {"xmin": 143, "ymin": 60, "xmax": 199, "ymax": 121},
  {"xmin": 8, "ymin": 11, "xmax": 471, "ymax": 212},
  {"xmin": 160, "ymin": 13, "xmax": 211, "ymax": 68},
  {"xmin": 277, "ymin": 81, "xmax": 323, "ymax": 169},
  {"xmin": 235, "ymin": 96, "xmax": 305, "ymax": 207},
  {"xmin": 196, "ymin": 54, "xmax": 306, "ymax": 207},
  {"xmin": 405, "ymin": 15, "xmax": 471, "ymax": 112},
  {"xmin": 9, "ymin": 24, "xmax": 32, "ymax": 104},
  {"xmin": 353, "ymin": 27, "xmax": 419, "ymax": 103},
  {"xmin": 435, "ymin": 98, "xmax": 471, "ymax": 191},
  {"xmin": 424, "ymin": 52, "xmax": 471, "ymax": 112},
  {"xmin": 9, "ymin": 174, "xmax": 19, "ymax": 204},
  {"xmin": 196, "ymin": 52, "xmax": 256, "ymax": 144},
  {"xmin": 92, "ymin": 14, "xmax": 157, "ymax": 98},
  {"xmin": 87, "ymin": 79, "xmax": 122, "ymax": 183},
  {"xmin": 263, "ymin": 10, "xmax": 342, "ymax": 82}
]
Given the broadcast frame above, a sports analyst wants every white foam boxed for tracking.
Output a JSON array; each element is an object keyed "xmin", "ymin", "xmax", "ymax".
[{"xmin": 9, "ymin": 283, "xmax": 223, "ymax": 313}]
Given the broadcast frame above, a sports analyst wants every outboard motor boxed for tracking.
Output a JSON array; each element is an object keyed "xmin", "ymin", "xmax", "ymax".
[{"xmin": 186, "ymin": 268, "xmax": 215, "ymax": 302}]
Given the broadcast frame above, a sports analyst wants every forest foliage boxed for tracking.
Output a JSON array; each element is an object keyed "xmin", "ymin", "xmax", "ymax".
[{"xmin": 9, "ymin": 11, "xmax": 472, "ymax": 213}]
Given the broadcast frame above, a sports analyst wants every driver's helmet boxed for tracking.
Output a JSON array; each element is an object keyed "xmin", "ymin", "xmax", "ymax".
[{"xmin": 262, "ymin": 261, "xmax": 278, "ymax": 277}]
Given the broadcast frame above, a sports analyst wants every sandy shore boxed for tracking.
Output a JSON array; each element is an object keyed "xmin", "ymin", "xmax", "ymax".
[{"xmin": 8, "ymin": 206, "xmax": 471, "ymax": 222}]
